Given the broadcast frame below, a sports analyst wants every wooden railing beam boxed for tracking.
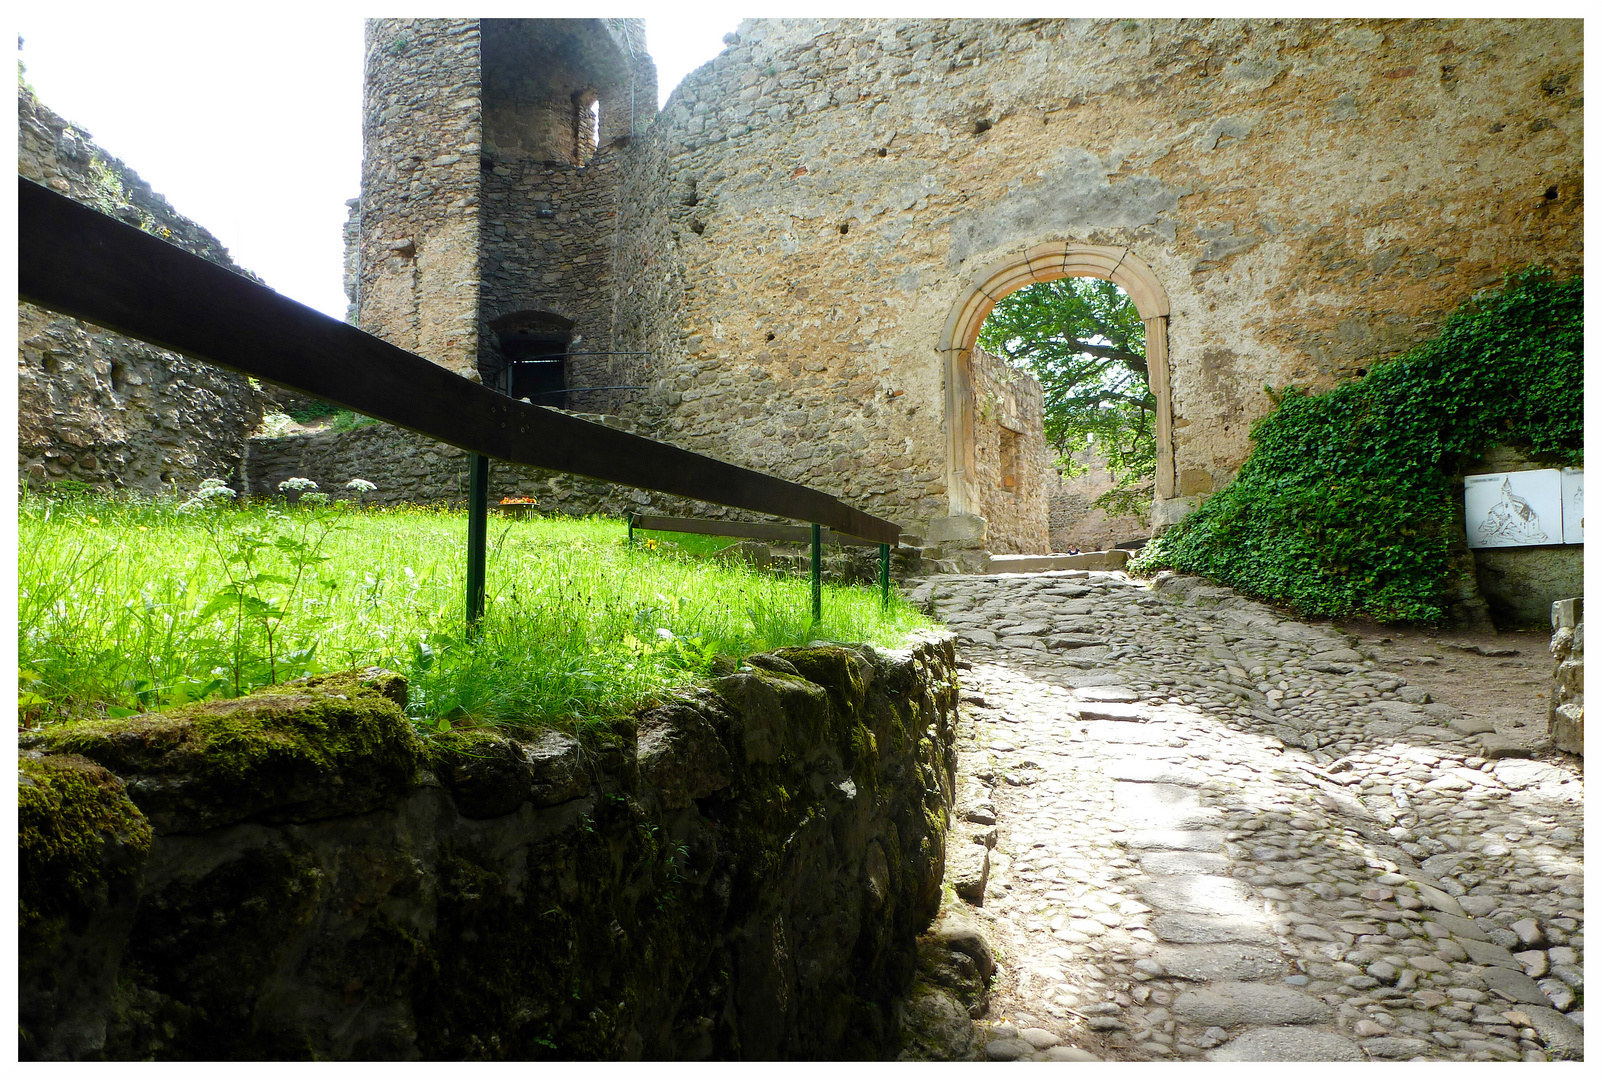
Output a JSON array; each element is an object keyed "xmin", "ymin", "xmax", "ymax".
[{"xmin": 17, "ymin": 177, "xmax": 902, "ymax": 546}]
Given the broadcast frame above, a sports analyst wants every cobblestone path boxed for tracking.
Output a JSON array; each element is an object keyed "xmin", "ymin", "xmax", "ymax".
[{"xmin": 910, "ymin": 569, "xmax": 1584, "ymax": 1062}]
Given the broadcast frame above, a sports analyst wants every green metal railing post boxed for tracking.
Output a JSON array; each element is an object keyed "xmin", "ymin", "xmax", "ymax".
[
  {"xmin": 811, "ymin": 522, "xmax": 822, "ymax": 624},
  {"xmin": 879, "ymin": 542, "xmax": 891, "ymax": 610},
  {"xmin": 466, "ymin": 452, "xmax": 490, "ymax": 630}
]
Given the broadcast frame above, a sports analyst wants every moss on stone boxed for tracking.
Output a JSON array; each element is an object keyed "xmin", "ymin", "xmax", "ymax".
[
  {"xmin": 18, "ymin": 753, "xmax": 151, "ymax": 936},
  {"xmin": 411, "ymin": 791, "xmax": 718, "ymax": 1059},
  {"xmin": 42, "ymin": 669, "xmax": 423, "ymax": 820},
  {"xmin": 771, "ymin": 645, "xmax": 889, "ymax": 788},
  {"xmin": 103, "ymin": 838, "xmax": 327, "ymax": 1059},
  {"xmin": 850, "ymin": 722, "xmax": 879, "ymax": 771},
  {"xmin": 19, "ymin": 642, "xmax": 959, "ymax": 1058},
  {"xmin": 774, "ymin": 645, "xmax": 866, "ymax": 719},
  {"xmin": 420, "ymin": 726, "xmax": 512, "ymax": 772}
]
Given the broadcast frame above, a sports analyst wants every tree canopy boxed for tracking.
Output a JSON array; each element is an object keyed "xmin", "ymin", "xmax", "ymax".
[{"xmin": 976, "ymin": 276, "xmax": 1153, "ymax": 517}]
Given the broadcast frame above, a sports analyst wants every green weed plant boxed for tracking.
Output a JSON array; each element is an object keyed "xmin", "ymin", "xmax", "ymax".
[
  {"xmin": 18, "ymin": 489, "xmax": 932, "ymax": 737},
  {"xmin": 1133, "ymin": 267, "xmax": 1583, "ymax": 622}
]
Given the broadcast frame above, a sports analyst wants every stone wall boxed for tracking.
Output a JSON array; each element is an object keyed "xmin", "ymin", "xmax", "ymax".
[
  {"xmin": 479, "ymin": 153, "xmax": 628, "ymax": 408},
  {"xmin": 1046, "ymin": 450, "xmax": 1151, "ymax": 554},
  {"xmin": 243, "ymin": 414, "xmax": 795, "ymax": 528},
  {"xmin": 346, "ymin": 16, "xmax": 1579, "ymax": 550},
  {"xmin": 604, "ymin": 21, "xmax": 958, "ymax": 533},
  {"xmin": 477, "ymin": 20, "xmax": 656, "ymax": 411},
  {"xmin": 341, "ymin": 198, "xmax": 361, "ymax": 323},
  {"xmin": 1549, "ymin": 598, "xmax": 1583, "ymax": 757},
  {"xmin": 600, "ymin": 17, "xmax": 1581, "ymax": 542},
  {"xmin": 17, "ymin": 85, "xmax": 265, "ymax": 493},
  {"xmin": 967, "ymin": 347, "xmax": 1050, "ymax": 554},
  {"xmin": 358, "ymin": 20, "xmax": 482, "ymax": 379},
  {"xmin": 19, "ymin": 638, "xmax": 959, "ymax": 1060}
]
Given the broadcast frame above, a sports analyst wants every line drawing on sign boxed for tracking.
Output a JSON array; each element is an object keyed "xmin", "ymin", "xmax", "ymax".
[
  {"xmin": 1561, "ymin": 467, "xmax": 1584, "ymax": 544},
  {"xmin": 1476, "ymin": 476, "xmax": 1549, "ymax": 546}
]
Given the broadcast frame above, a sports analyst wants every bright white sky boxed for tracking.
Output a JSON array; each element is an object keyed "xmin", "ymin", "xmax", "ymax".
[{"xmin": 15, "ymin": 4, "xmax": 743, "ymax": 319}]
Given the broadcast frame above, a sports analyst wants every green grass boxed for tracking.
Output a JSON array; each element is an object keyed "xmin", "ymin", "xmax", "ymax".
[
  {"xmin": 630, "ymin": 529, "xmax": 742, "ymax": 559},
  {"xmin": 284, "ymin": 399, "xmax": 342, "ymax": 425},
  {"xmin": 17, "ymin": 493, "xmax": 934, "ymax": 736}
]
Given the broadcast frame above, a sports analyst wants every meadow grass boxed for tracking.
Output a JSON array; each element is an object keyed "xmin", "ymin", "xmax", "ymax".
[{"xmin": 17, "ymin": 492, "xmax": 934, "ymax": 735}]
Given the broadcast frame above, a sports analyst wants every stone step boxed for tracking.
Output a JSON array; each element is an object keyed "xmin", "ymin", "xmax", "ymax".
[{"xmin": 986, "ymin": 550, "xmax": 1132, "ymax": 573}]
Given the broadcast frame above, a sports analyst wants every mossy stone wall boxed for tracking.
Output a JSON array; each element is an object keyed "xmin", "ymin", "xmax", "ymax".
[{"xmin": 18, "ymin": 638, "xmax": 958, "ymax": 1061}]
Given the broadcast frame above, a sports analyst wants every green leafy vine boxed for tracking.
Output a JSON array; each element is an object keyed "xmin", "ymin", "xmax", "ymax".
[{"xmin": 1133, "ymin": 266, "xmax": 1583, "ymax": 623}]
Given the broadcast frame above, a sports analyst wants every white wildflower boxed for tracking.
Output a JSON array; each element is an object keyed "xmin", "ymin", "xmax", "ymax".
[
  {"xmin": 344, "ymin": 478, "xmax": 377, "ymax": 492},
  {"xmin": 278, "ymin": 477, "xmax": 319, "ymax": 492},
  {"xmin": 178, "ymin": 477, "xmax": 235, "ymax": 512}
]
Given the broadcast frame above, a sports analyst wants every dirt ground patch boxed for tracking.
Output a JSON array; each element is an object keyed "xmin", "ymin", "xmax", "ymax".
[{"xmin": 1332, "ymin": 618, "xmax": 1571, "ymax": 762}]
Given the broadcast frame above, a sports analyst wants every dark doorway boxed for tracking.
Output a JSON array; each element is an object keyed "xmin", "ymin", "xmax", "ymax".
[{"xmin": 492, "ymin": 312, "xmax": 572, "ymax": 402}]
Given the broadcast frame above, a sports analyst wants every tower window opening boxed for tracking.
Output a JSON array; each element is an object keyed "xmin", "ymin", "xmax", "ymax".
[{"xmin": 572, "ymin": 90, "xmax": 600, "ymax": 163}]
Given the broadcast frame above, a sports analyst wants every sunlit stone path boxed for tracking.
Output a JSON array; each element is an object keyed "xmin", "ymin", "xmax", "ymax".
[{"xmin": 908, "ymin": 569, "xmax": 1584, "ymax": 1062}]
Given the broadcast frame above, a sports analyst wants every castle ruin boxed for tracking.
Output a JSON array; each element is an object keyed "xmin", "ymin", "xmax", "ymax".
[
  {"xmin": 347, "ymin": 17, "xmax": 1580, "ymax": 552},
  {"xmin": 20, "ymin": 19, "xmax": 1583, "ymax": 557}
]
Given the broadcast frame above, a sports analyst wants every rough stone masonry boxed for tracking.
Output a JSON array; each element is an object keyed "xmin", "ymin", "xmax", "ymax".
[
  {"xmin": 354, "ymin": 17, "xmax": 1579, "ymax": 549},
  {"xmin": 16, "ymin": 84, "xmax": 265, "ymax": 493}
]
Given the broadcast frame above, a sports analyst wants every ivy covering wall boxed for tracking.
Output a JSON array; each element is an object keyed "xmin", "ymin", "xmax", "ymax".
[{"xmin": 1134, "ymin": 268, "xmax": 1583, "ymax": 623}]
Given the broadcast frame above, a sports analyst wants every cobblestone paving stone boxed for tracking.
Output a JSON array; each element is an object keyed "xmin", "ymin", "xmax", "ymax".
[{"xmin": 908, "ymin": 569, "xmax": 1584, "ymax": 1062}]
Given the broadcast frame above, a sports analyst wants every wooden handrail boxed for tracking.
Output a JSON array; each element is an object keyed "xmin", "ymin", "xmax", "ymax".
[
  {"xmin": 628, "ymin": 514, "xmax": 891, "ymax": 548},
  {"xmin": 17, "ymin": 177, "xmax": 902, "ymax": 546}
]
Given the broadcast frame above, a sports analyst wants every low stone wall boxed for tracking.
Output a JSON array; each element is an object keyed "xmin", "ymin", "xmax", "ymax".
[
  {"xmin": 1475, "ymin": 546, "xmax": 1584, "ymax": 629},
  {"xmin": 1549, "ymin": 597, "xmax": 1583, "ymax": 757},
  {"xmin": 245, "ymin": 416, "xmax": 776, "ymax": 526},
  {"xmin": 19, "ymin": 637, "xmax": 958, "ymax": 1060}
]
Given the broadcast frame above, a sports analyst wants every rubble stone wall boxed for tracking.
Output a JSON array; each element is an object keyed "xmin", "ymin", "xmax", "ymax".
[
  {"xmin": 1549, "ymin": 598, "xmax": 1583, "ymax": 757},
  {"xmin": 20, "ymin": 640, "xmax": 959, "ymax": 1060},
  {"xmin": 16, "ymin": 86, "xmax": 265, "ymax": 493},
  {"xmin": 243, "ymin": 415, "xmax": 785, "ymax": 527},
  {"xmin": 1047, "ymin": 452, "xmax": 1151, "ymax": 554},
  {"xmin": 477, "ymin": 20, "xmax": 656, "ymax": 409},
  {"xmin": 967, "ymin": 347, "xmax": 1050, "ymax": 555},
  {"xmin": 479, "ymin": 154, "xmax": 628, "ymax": 409},
  {"xmin": 602, "ymin": 17, "xmax": 1581, "ymax": 543},
  {"xmin": 358, "ymin": 19, "xmax": 483, "ymax": 379}
]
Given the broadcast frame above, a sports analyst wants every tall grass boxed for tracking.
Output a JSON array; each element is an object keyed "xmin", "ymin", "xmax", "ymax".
[{"xmin": 17, "ymin": 493, "xmax": 933, "ymax": 735}]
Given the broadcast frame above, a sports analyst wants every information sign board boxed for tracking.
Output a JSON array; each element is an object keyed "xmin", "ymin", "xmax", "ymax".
[
  {"xmin": 1464, "ymin": 470, "xmax": 1563, "ymax": 549},
  {"xmin": 1561, "ymin": 468, "xmax": 1584, "ymax": 545}
]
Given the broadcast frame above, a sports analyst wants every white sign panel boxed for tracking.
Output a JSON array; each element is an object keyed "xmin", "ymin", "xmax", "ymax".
[
  {"xmin": 1562, "ymin": 468, "xmax": 1584, "ymax": 545},
  {"xmin": 1465, "ymin": 470, "xmax": 1562, "ymax": 549}
]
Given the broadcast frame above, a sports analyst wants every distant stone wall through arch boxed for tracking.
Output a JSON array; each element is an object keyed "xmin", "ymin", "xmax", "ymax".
[{"xmin": 938, "ymin": 245, "xmax": 1172, "ymax": 527}]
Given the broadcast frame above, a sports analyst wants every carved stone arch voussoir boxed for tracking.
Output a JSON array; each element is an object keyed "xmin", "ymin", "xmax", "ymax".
[
  {"xmin": 939, "ymin": 243, "xmax": 1169, "ymax": 353},
  {"xmin": 939, "ymin": 243, "xmax": 1175, "ymax": 516}
]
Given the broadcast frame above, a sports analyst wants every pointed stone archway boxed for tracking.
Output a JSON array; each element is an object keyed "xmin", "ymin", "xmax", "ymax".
[{"xmin": 936, "ymin": 245, "xmax": 1173, "ymax": 532}]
